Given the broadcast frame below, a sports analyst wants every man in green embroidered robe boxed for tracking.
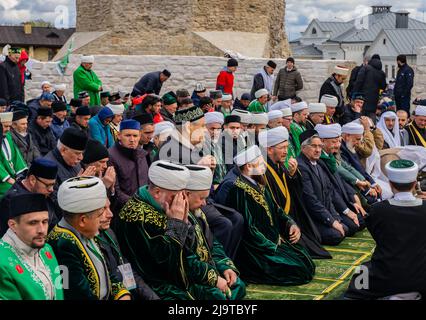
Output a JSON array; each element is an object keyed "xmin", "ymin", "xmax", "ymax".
[
  {"xmin": 258, "ymin": 127, "xmax": 331, "ymax": 259},
  {"xmin": 0, "ymin": 113, "xmax": 28, "ymax": 199},
  {"xmin": 73, "ymin": 55, "xmax": 102, "ymax": 107},
  {"xmin": 184, "ymin": 164, "xmax": 246, "ymax": 299},
  {"xmin": 47, "ymin": 176, "xmax": 131, "ymax": 300},
  {"xmin": 0, "ymin": 193, "xmax": 63, "ymax": 300},
  {"xmin": 215, "ymin": 145, "xmax": 315, "ymax": 285},
  {"xmin": 117, "ymin": 160, "xmax": 243, "ymax": 299},
  {"xmin": 289, "ymin": 101, "xmax": 309, "ymax": 157}
]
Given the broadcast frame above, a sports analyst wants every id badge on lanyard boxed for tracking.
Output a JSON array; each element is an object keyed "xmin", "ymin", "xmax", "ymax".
[{"xmin": 118, "ymin": 263, "xmax": 137, "ymax": 290}]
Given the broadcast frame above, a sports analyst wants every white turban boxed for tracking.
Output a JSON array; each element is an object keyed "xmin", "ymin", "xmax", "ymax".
[
  {"xmin": 108, "ymin": 103, "xmax": 125, "ymax": 115},
  {"xmin": 281, "ymin": 108, "xmax": 292, "ymax": 117},
  {"xmin": 270, "ymin": 99, "xmax": 292, "ymax": 111},
  {"xmin": 205, "ymin": 111, "xmax": 224, "ymax": 125},
  {"xmin": 334, "ymin": 65, "xmax": 349, "ymax": 76},
  {"xmin": 415, "ymin": 105, "xmax": 426, "ymax": 117},
  {"xmin": 259, "ymin": 126, "xmax": 289, "ymax": 148},
  {"xmin": 251, "ymin": 112, "xmax": 268, "ymax": 125},
  {"xmin": 342, "ymin": 122, "xmax": 364, "ymax": 135},
  {"xmin": 308, "ymin": 103, "xmax": 326, "ymax": 114},
  {"xmin": 385, "ymin": 160, "xmax": 419, "ymax": 183},
  {"xmin": 268, "ymin": 110, "xmax": 283, "ymax": 121},
  {"xmin": 233, "ymin": 145, "xmax": 263, "ymax": 166},
  {"xmin": 149, "ymin": 160, "xmax": 190, "ymax": 190},
  {"xmin": 41, "ymin": 81, "xmax": 51, "ymax": 88},
  {"xmin": 81, "ymin": 55, "xmax": 95, "ymax": 64},
  {"xmin": 58, "ymin": 176, "xmax": 107, "ymax": 213},
  {"xmin": 154, "ymin": 121, "xmax": 175, "ymax": 137},
  {"xmin": 320, "ymin": 94, "xmax": 338, "ymax": 107},
  {"xmin": 0, "ymin": 112, "xmax": 13, "ymax": 123},
  {"xmin": 315, "ymin": 123, "xmax": 342, "ymax": 139},
  {"xmin": 185, "ymin": 165, "xmax": 213, "ymax": 191},
  {"xmin": 222, "ymin": 94, "xmax": 233, "ymax": 102},
  {"xmin": 290, "ymin": 101, "xmax": 308, "ymax": 113},
  {"xmin": 255, "ymin": 89, "xmax": 269, "ymax": 99},
  {"xmin": 231, "ymin": 109, "xmax": 252, "ymax": 124},
  {"xmin": 55, "ymin": 84, "xmax": 66, "ymax": 91}
]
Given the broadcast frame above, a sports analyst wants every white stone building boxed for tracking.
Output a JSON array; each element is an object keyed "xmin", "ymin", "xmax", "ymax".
[{"xmin": 291, "ymin": 5, "xmax": 426, "ymax": 80}]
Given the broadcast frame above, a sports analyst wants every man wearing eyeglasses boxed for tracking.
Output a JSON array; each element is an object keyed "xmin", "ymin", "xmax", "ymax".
[{"xmin": 0, "ymin": 158, "xmax": 59, "ymax": 237}]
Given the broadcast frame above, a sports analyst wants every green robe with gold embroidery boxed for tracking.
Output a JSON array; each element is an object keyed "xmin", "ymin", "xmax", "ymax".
[
  {"xmin": 217, "ymin": 169, "xmax": 315, "ymax": 285},
  {"xmin": 47, "ymin": 224, "xmax": 129, "ymax": 300},
  {"xmin": 0, "ymin": 240, "xmax": 64, "ymax": 300},
  {"xmin": 116, "ymin": 186, "xmax": 245, "ymax": 300},
  {"xmin": 289, "ymin": 121, "xmax": 306, "ymax": 158}
]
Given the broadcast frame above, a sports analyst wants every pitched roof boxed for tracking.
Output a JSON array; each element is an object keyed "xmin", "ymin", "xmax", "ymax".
[
  {"xmin": 0, "ymin": 25, "xmax": 75, "ymax": 47},
  {"xmin": 381, "ymin": 29, "xmax": 426, "ymax": 55},
  {"xmin": 290, "ymin": 43, "xmax": 323, "ymax": 57},
  {"xmin": 329, "ymin": 12, "xmax": 426, "ymax": 43},
  {"xmin": 314, "ymin": 20, "xmax": 353, "ymax": 39}
]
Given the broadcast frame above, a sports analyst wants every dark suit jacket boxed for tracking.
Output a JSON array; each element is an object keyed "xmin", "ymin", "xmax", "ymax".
[{"xmin": 297, "ymin": 153, "xmax": 343, "ymax": 227}]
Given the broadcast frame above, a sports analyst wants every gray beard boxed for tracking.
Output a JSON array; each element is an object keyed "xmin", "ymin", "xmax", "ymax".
[
  {"xmin": 17, "ymin": 131, "xmax": 28, "ymax": 137},
  {"xmin": 194, "ymin": 208, "xmax": 202, "ymax": 217}
]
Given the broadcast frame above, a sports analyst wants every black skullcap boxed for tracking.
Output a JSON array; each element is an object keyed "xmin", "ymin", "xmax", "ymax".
[
  {"xmin": 199, "ymin": 96, "xmax": 213, "ymax": 108},
  {"xmin": 227, "ymin": 58, "xmax": 238, "ymax": 67},
  {"xmin": 224, "ymin": 115, "xmax": 241, "ymax": 124},
  {"xmin": 133, "ymin": 113, "xmax": 154, "ymax": 126},
  {"xmin": 267, "ymin": 60, "xmax": 277, "ymax": 69},
  {"xmin": 174, "ymin": 105, "xmax": 204, "ymax": 125},
  {"xmin": 9, "ymin": 193, "xmax": 48, "ymax": 218},
  {"xmin": 37, "ymin": 107, "xmax": 53, "ymax": 117},
  {"xmin": 52, "ymin": 101, "xmax": 67, "ymax": 113},
  {"xmin": 162, "ymin": 69, "xmax": 171, "ymax": 77},
  {"xmin": 28, "ymin": 158, "xmax": 58, "ymax": 180},
  {"xmin": 76, "ymin": 106, "xmax": 91, "ymax": 116},
  {"xmin": 82, "ymin": 139, "xmax": 109, "ymax": 164},
  {"xmin": 299, "ymin": 129, "xmax": 319, "ymax": 145},
  {"xmin": 60, "ymin": 127, "xmax": 88, "ymax": 151},
  {"xmin": 12, "ymin": 110, "xmax": 28, "ymax": 122},
  {"xmin": 0, "ymin": 98, "xmax": 7, "ymax": 107},
  {"xmin": 70, "ymin": 98, "xmax": 82, "ymax": 108}
]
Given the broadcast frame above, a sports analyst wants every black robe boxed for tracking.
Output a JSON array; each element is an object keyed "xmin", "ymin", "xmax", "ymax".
[{"xmin": 264, "ymin": 157, "xmax": 331, "ymax": 259}]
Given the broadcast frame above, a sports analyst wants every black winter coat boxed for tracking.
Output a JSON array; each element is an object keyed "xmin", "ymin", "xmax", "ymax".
[{"xmin": 0, "ymin": 56, "xmax": 24, "ymax": 103}]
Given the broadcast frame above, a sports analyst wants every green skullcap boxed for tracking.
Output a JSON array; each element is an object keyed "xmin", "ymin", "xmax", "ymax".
[
  {"xmin": 389, "ymin": 159, "xmax": 415, "ymax": 169},
  {"xmin": 162, "ymin": 92, "xmax": 177, "ymax": 106}
]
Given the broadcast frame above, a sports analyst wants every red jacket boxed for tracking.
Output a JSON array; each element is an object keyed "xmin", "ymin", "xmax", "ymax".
[
  {"xmin": 18, "ymin": 50, "xmax": 29, "ymax": 85},
  {"xmin": 216, "ymin": 68, "xmax": 234, "ymax": 95}
]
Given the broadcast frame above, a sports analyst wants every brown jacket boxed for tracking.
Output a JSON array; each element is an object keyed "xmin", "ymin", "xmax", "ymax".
[{"xmin": 273, "ymin": 67, "xmax": 303, "ymax": 99}]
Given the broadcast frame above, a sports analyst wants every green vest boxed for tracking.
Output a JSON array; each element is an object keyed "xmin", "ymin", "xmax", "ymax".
[{"xmin": 0, "ymin": 241, "xmax": 64, "ymax": 300}]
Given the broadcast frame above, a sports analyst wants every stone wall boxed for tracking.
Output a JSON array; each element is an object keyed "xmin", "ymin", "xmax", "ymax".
[
  {"xmin": 25, "ymin": 54, "xmax": 356, "ymax": 103},
  {"xmin": 74, "ymin": 0, "xmax": 290, "ymax": 57},
  {"xmin": 413, "ymin": 46, "xmax": 426, "ymax": 99}
]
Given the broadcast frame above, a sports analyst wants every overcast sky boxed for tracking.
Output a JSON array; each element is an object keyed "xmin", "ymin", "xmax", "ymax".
[{"xmin": 1, "ymin": 0, "xmax": 425, "ymax": 40}]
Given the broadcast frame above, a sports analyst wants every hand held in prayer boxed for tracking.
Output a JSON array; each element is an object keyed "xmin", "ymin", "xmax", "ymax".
[
  {"xmin": 223, "ymin": 269, "xmax": 237, "ymax": 287},
  {"xmin": 7, "ymin": 178, "xmax": 15, "ymax": 185},
  {"xmin": 216, "ymin": 276, "xmax": 230, "ymax": 297},
  {"xmin": 288, "ymin": 225, "xmax": 301, "ymax": 244},
  {"xmin": 165, "ymin": 192, "xmax": 188, "ymax": 222},
  {"xmin": 288, "ymin": 158, "xmax": 298, "ymax": 177},
  {"xmin": 78, "ymin": 166, "xmax": 97, "ymax": 177},
  {"xmin": 332, "ymin": 221, "xmax": 345, "ymax": 237},
  {"xmin": 102, "ymin": 166, "xmax": 116, "ymax": 189},
  {"xmin": 197, "ymin": 155, "xmax": 216, "ymax": 170},
  {"xmin": 347, "ymin": 211, "xmax": 360, "ymax": 227},
  {"xmin": 360, "ymin": 116, "xmax": 370, "ymax": 131},
  {"xmin": 356, "ymin": 180, "xmax": 369, "ymax": 191}
]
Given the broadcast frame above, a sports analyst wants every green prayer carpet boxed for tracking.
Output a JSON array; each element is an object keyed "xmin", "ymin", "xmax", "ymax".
[{"xmin": 245, "ymin": 229, "xmax": 375, "ymax": 300}]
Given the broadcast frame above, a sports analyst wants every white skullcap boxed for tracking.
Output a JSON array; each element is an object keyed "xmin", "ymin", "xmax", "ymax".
[
  {"xmin": 205, "ymin": 111, "xmax": 224, "ymax": 125},
  {"xmin": 251, "ymin": 112, "xmax": 268, "ymax": 125},
  {"xmin": 255, "ymin": 88, "xmax": 269, "ymax": 99},
  {"xmin": 415, "ymin": 105, "xmax": 426, "ymax": 117},
  {"xmin": 315, "ymin": 123, "xmax": 342, "ymax": 139},
  {"xmin": 259, "ymin": 126, "xmax": 289, "ymax": 148},
  {"xmin": 342, "ymin": 122, "xmax": 364, "ymax": 135},
  {"xmin": 41, "ymin": 81, "xmax": 51, "ymax": 87},
  {"xmin": 81, "ymin": 55, "xmax": 95, "ymax": 64},
  {"xmin": 268, "ymin": 110, "xmax": 283, "ymax": 121},
  {"xmin": 231, "ymin": 109, "xmax": 252, "ymax": 124},
  {"xmin": 320, "ymin": 94, "xmax": 338, "ymax": 107},
  {"xmin": 58, "ymin": 176, "xmax": 107, "ymax": 213},
  {"xmin": 270, "ymin": 99, "xmax": 292, "ymax": 111},
  {"xmin": 55, "ymin": 84, "xmax": 66, "ymax": 91},
  {"xmin": 222, "ymin": 94, "xmax": 233, "ymax": 101},
  {"xmin": 309, "ymin": 103, "xmax": 326, "ymax": 114},
  {"xmin": 154, "ymin": 121, "xmax": 175, "ymax": 137},
  {"xmin": 334, "ymin": 65, "xmax": 349, "ymax": 76},
  {"xmin": 385, "ymin": 159, "xmax": 419, "ymax": 183},
  {"xmin": 108, "ymin": 103, "xmax": 125, "ymax": 115},
  {"xmin": 281, "ymin": 108, "xmax": 292, "ymax": 117},
  {"xmin": 0, "ymin": 112, "xmax": 13, "ymax": 122},
  {"xmin": 290, "ymin": 101, "xmax": 308, "ymax": 113},
  {"xmin": 149, "ymin": 160, "xmax": 190, "ymax": 190},
  {"xmin": 233, "ymin": 145, "xmax": 263, "ymax": 166},
  {"xmin": 185, "ymin": 165, "xmax": 213, "ymax": 191}
]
